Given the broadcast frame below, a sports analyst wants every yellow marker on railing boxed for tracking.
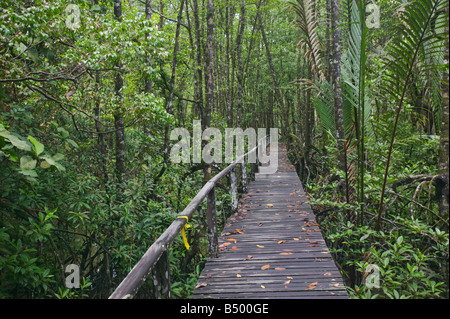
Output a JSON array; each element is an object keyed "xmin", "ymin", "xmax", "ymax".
[{"xmin": 177, "ymin": 216, "xmax": 191, "ymax": 250}]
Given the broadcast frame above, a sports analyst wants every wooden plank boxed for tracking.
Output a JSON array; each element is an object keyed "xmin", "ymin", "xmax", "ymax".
[{"xmin": 192, "ymin": 143, "xmax": 348, "ymax": 299}]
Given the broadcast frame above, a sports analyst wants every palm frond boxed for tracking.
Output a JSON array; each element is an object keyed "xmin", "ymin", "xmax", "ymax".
[
  {"xmin": 376, "ymin": 0, "xmax": 449, "ymax": 230},
  {"xmin": 290, "ymin": 0, "xmax": 325, "ymax": 80}
]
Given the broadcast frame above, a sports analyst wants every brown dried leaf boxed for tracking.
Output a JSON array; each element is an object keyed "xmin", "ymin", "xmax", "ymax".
[
  {"xmin": 261, "ymin": 264, "xmax": 270, "ymax": 270},
  {"xmin": 195, "ymin": 282, "xmax": 207, "ymax": 289},
  {"xmin": 275, "ymin": 267, "xmax": 286, "ymax": 271},
  {"xmin": 306, "ymin": 282, "xmax": 318, "ymax": 290}
]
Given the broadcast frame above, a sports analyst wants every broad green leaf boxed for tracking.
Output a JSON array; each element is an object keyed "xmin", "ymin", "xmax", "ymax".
[
  {"xmin": 40, "ymin": 155, "xmax": 65, "ymax": 171},
  {"xmin": 20, "ymin": 156, "xmax": 37, "ymax": 170},
  {"xmin": 57, "ymin": 127, "xmax": 69, "ymax": 139},
  {"xmin": 19, "ymin": 168, "xmax": 38, "ymax": 178},
  {"xmin": 28, "ymin": 135, "xmax": 44, "ymax": 156},
  {"xmin": 0, "ymin": 132, "xmax": 31, "ymax": 151},
  {"xmin": 40, "ymin": 160, "xmax": 52, "ymax": 169}
]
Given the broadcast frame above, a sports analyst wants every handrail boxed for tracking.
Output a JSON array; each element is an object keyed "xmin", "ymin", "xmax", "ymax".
[{"xmin": 109, "ymin": 136, "xmax": 269, "ymax": 299}]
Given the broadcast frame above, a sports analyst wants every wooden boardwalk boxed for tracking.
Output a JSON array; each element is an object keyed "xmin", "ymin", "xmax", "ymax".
[{"xmin": 191, "ymin": 144, "xmax": 348, "ymax": 299}]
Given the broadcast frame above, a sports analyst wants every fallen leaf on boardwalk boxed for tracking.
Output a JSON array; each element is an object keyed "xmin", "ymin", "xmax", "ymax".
[
  {"xmin": 266, "ymin": 204, "xmax": 273, "ymax": 207},
  {"xmin": 258, "ymin": 222, "xmax": 264, "ymax": 227},
  {"xmin": 225, "ymin": 238, "xmax": 237, "ymax": 243},
  {"xmin": 293, "ymin": 238, "xmax": 300, "ymax": 241},
  {"xmin": 306, "ymin": 282, "xmax": 318, "ymax": 290},
  {"xmin": 229, "ymin": 245, "xmax": 240, "ymax": 251},
  {"xmin": 195, "ymin": 283, "xmax": 207, "ymax": 289},
  {"xmin": 236, "ymin": 274, "xmax": 242, "ymax": 278},
  {"xmin": 256, "ymin": 245, "xmax": 265, "ymax": 248},
  {"xmin": 247, "ymin": 255, "xmax": 253, "ymax": 259},
  {"xmin": 310, "ymin": 241, "xmax": 318, "ymax": 244},
  {"xmin": 332, "ymin": 283, "xmax": 340, "ymax": 287},
  {"xmin": 277, "ymin": 240, "xmax": 287, "ymax": 244},
  {"xmin": 323, "ymin": 272, "xmax": 332, "ymax": 276},
  {"xmin": 283, "ymin": 280, "xmax": 291, "ymax": 285},
  {"xmin": 261, "ymin": 264, "xmax": 270, "ymax": 270},
  {"xmin": 287, "ymin": 276, "xmax": 294, "ymax": 280},
  {"xmin": 260, "ymin": 285, "xmax": 266, "ymax": 289},
  {"xmin": 275, "ymin": 267, "xmax": 286, "ymax": 271},
  {"xmin": 280, "ymin": 252, "xmax": 293, "ymax": 255}
]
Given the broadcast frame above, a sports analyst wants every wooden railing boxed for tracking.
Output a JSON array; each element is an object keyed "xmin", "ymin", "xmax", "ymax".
[{"xmin": 109, "ymin": 136, "xmax": 269, "ymax": 299}]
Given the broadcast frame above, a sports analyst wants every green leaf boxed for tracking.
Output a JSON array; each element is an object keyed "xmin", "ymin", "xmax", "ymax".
[
  {"xmin": 57, "ymin": 127, "xmax": 69, "ymax": 139},
  {"xmin": 20, "ymin": 155, "xmax": 37, "ymax": 170},
  {"xmin": 27, "ymin": 136, "xmax": 44, "ymax": 156},
  {"xmin": 40, "ymin": 160, "xmax": 52, "ymax": 169},
  {"xmin": 40, "ymin": 155, "xmax": 65, "ymax": 171},
  {"xmin": 0, "ymin": 132, "xmax": 31, "ymax": 151}
]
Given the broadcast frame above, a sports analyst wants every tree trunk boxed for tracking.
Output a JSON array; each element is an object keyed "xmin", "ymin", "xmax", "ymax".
[
  {"xmin": 236, "ymin": 0, "xmax": 247, "ymax": 192},
  {"xmin": 192, "ymin": 0, "xmax": 204, "ymax": 121},
  {"xmin": 257, "ymin": 9, "xmax": 285, "ymax": 122},
  {"xmin": 203, "ymin": 0, "xmax": 215, "ymax": 181},
  {"xmin": 153, "ymin": 0, "xmax": 185, "ymax": 185},
  {"xmin": 438, "ymin": 7, "xmax": 449, "ymax": 218},
  {"xmin": 114, "ymin": 0, "xmax": 125, "ymax": 184},
  {"xmin": 145, "ymin": 0, "xmax": 153, "ymax": 93},
  {"xmin": 330, "ymin": 0, "xmax": 345, "ymax": 173}
]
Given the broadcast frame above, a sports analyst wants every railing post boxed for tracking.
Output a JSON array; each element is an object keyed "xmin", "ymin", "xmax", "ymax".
[
  {"xmin": 241, "ymin": 155, "xmax": 248, "ymax": 193},
  {"xmin": 152, "ymin": 249, "xmax": 171, "ymax": 299},
  {"xmin": 230, "ymin": 167, "xmax": 238, "ymax": 212},
  {"xmin": 206, "ymin": 187, "xmax": 218, "ymax": 258}
]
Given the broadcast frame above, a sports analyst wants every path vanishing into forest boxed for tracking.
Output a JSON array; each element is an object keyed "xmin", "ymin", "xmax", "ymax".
[{"xmin": 191, "ymin": 144, "xmax": 348, "ymax": 299}]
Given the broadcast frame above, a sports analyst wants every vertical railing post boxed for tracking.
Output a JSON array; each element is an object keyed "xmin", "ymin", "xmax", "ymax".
[
  {"xmin": 152, "ymin": 249, "xmax": 171, "ymax": 299},
  {"xmin": 206, "ymin": 186, "xmax": 218, "ymax": 258},
  {"xmin": 230, "ymin": 167, "xmax": 238, "ymax": 212},
  {"xmin": 241, "ymin": 155, "xmax": 248, "ymax": 193}
]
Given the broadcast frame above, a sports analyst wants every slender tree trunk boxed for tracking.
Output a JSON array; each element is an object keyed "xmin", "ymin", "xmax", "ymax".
[
  {"xmin": 257, "ymin": 9, "xmax": 285, "ymax": 121},
  {"xmin": 225, "ymin": 1, "xmax": 232, "ymax": 127},
  {"xmin": 235, "ymin": 0, "xmax": 245, "ymax": 128},
  {"xmin": 192, "ymin": 0, "xmax": 204, "ymax": 121},
  {"xmin": 203, "ymin": 0, "xmax": 215, "ymax": 181},
  {"xmin": 145, "ymin": 0, "xmax": 153, "ymax": 93},
  {"xmin": 204, "ymin": 0, "xmax": 214, "ymax": 130},
  {"xmin": 114, "ymin": 0, "xmax": 125, "ymax": 183},
  {"xmin": 236, "ymin": 0, "xmax": 247, "ymax": 192},
  {"xmin": 153, "ymin": 0, "xmax": 185, "ymax": 184},
  {"xmin": 438, "ymin": 7, "xmax": 449, "ymax": 218},
  {"xmin": 330, "ymin": 0, "xmax": 345, "ymax": 172}
]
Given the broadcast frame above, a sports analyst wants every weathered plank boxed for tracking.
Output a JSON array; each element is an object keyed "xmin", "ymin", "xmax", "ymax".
[{"xmin": 191, "ymin": 144, "xmax": 348, "ymax": 299}]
